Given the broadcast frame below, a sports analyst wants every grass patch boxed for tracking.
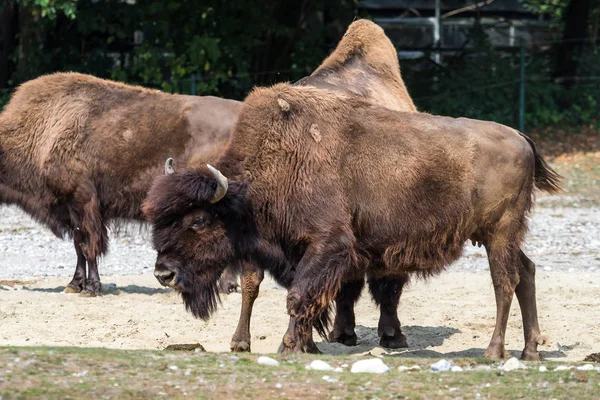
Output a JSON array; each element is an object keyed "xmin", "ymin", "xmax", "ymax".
[{"xmin": 0, "ymin": 347, "xmax": 598, "ymax": 399}]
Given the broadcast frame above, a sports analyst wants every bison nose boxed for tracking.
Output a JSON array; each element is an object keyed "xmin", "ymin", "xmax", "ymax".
[{"xmin": 154, "ymin": 268, "xmax": 176, "ymax": 287}]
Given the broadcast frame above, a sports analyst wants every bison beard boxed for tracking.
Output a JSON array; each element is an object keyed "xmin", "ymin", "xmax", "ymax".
[{"xmin": 181, "ymin": 268, "xmax": 224, "ymax": 320}]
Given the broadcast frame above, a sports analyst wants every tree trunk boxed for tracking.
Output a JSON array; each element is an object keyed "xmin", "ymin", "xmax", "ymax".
[
  {"xmin": 0, "ymin": 0, "xmax": 17, "ymax": 89},
  {"xmin": 554, "ymin": 0, "xmax": 592, "ymax": 85}
]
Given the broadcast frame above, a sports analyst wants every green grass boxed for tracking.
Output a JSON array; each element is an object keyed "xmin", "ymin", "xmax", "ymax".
[{"xmin": 0, "ymin": 347, "xmax": 598, "ymax": 399}]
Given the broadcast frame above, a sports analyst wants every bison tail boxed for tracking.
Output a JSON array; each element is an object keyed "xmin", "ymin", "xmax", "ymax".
[{"xmin": 520, "ymin": 132, "xmax": 562, "ymax": 194}]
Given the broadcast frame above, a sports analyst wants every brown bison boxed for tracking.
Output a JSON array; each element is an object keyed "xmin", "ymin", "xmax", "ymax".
[
  {"xmin": 226, "ymin": 19, "xmax": 418, "ymax": 352},
  {"xmin": 144, "ymin": 82, "xmax": 560, "ymax": 360},
  {"xmin": 0, "ymin": 72, "xmax": 242, "ymax": 295}
]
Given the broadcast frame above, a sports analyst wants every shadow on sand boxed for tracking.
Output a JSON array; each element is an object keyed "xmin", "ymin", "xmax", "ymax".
[
  {"xmin": 23, "ymin": 283, "xmax": 172, "ymax": 295},
  {"xmin": 317, "ymin": 324, "xmax": 566, "ymax": 359}
]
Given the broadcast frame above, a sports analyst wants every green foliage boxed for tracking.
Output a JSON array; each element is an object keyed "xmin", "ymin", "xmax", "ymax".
[
  {"xmin": 520, "ymin": 0, "xmax": 569, "ymax": 19},
  {"xmin": 406, "ymin": 23, "xmax": 599, "ymax": 129},
  {"xmin": 20, "ymin": 0, "xmax": 78, "ymax": 20}
]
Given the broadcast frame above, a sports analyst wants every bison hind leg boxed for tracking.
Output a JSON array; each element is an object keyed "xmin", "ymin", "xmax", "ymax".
[
  {"xmin": 64, "ymin": 235, "xmax": 87, "ymax": 293},
  {"xmin": 329, "ymin": 278, "xmax": 364, "ymax": 346},
  {"xmin": 368, "ymin": 273, "xmax": 409, "ymax": 349}
]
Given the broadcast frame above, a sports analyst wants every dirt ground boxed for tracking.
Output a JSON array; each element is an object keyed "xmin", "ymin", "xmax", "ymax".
[{"xmin": 1, "ymin": 270, "xmax": 598, "ymax": 362}]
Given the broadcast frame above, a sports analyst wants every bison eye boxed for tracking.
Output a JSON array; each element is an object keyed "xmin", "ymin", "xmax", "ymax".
[{"xmin": 191, "ymin": 217, "xmax": 205, "ymax": 229}]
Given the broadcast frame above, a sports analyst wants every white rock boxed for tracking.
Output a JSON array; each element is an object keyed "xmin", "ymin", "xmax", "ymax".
[
  {"xmin": 350, "ymin": 358, "xmax": 391, "ymax": 374},
  {"xmin": 538, "ymin": 365, "xmax": 547, "ymax": 372},
  {"xmin": 577, "ymin": 364, "xmax": 594, "ymax": 371},
  {"xmin": 168, "ymin": 365, "xmax": 178, "ymax": 371},
  {"xmin": 451, "ymin": 366, "xmax": 463, "ymax": 372},
  {"xmin": 397, "ymin": 366, "xmax": 410, "ymax": 372},
  {"xmin": 430, "ymin": 359, "xmax": 453, "ymax": 372},
  {"xmin": 257, "ymin": 356, "xmax": 280, "ymax": 367},
  {"xmin": 500, "ymin": 357, "xmax": 527, "ymax": 371},
  {"xmin": 307, "ymin": 360, "xmax": 334, "ymax": 371},
  {"xmin": 333, "ymin": 367, "xmax": 344, "ymax": 372},
  {"xmin": 474, "ymin": 365, "xmax": 491, "ymax": 371},
  {"xmin": 408, "ymin": 365, "xmax": 422, "ymax": 372},
  {"xmin": 554, "ymin": 365, "xmax": 573, "ymax": 371},
  {"xmin": 275, "ymin": 383, "xmax": 282, "ymax": 389},
  {"xmin": 322, "ymin": 375, "xmax": 337, "ymax": 383}
]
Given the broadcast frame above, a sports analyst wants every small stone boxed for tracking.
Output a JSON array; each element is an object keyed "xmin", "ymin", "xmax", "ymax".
[
  {"xmin": 430, "ymin": 359, "xmax": 453, "ymax": 372},
  {"xmin": 397, "ymin": 366, "xmax": 410, "ymax": 372},
  {"xmin": 451, "ymin": 366, "xmax": 463, "ymax": 372},
  {"xmin": 555, "ymin": 365, "xmax": 573, "ymax": 371},
  {"xmin": 474, "ymin": 365, "xmax": 491, "ymax": 371},
  {"xmin": 333, "ymin": 367, "xmax": 343, "ymax": 372},
  {"xmin": 307, "ymin": 360, "xmax": 334, "ymax": 371},
  {"xmin": 500, "ymin": 357, "xmax": 527, "ymax": 371},
  {"xmin": 168, "ymin": 365, "xmax": 178, "ymax": 371},
  {"xmin": 257, "ymin": 356, "xmax": 279, "ymax": 367},
  {"xmin": 408, "ymin": 365, "xmax": 422, "ymax": 372},
  {"xmin": 341, "ymin": 364, "xmax": 349, "ymax": 368},
  {"xmin": 577, "ymin": 364, "xmax": 594, "ymax": 371},
  {"xmin": 350, "ymin": 358, "xmax": 390, "ymax": 374},
  {"xmin": 539, "ymin": 365, "xmax": 547, "ymax": 372},
  {"xmin": 275, "ymin": 383, "xmax": 282, "ymax": 389},
  {"xmin": 573, "ymin": 371, "xmax": 588, "ymax": 382},
  {"xmin": 230, "ymin": 355, "xmax": 240, "ymax": 361}
]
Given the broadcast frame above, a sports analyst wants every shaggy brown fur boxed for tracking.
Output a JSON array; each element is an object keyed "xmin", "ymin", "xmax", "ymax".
[
  {"xmin": 0, "ymin": 72, "xmax": 242, "ymax": 295},
  {"xmin": 227, "ymin": 19, "xmax": 418, "ymax": 352},
  {"xmin": 144, "ymin": 83, "xmax": 559, "ymax": 360},
  {"xmin": 296, "ymin": 19, "xmax": 416, "ymax": 112}
]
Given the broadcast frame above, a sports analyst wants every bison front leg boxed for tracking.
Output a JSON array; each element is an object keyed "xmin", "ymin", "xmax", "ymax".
[
  {"xmin": 279, "ymin": 238, "xmax": 355, "ymax": 354},
  {"xmin": 64, "ymin": 236, "xmax": 87, "ymax": 293},
  {"xmin": 230, "ymin": 262, "xmax": 264, "ymax": 352}
]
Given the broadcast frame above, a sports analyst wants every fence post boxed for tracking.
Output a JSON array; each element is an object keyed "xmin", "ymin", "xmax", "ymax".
[
  {"xmin": 190, "ymin": 73, "xmax": 197, "ymax": 96},
  {"xmin": 519, "ymin": 39, "xmax": 525, "ymax": 132}
]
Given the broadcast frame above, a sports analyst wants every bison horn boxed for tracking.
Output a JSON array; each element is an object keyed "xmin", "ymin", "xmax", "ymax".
[
  {"xmin": 165, "ymin": 158, "xmax": 175, "ymax": 175},
  {"xmin": 206, "ymin": 164, "xmax": 228, "ymax": 203}
]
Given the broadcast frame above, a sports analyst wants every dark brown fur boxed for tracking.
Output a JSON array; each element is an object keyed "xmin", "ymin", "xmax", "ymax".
[
  {"xmin": 144, "ymin": 83, "xmax": 560, "ymax": 359},
  {"xmin": 0, "ymin": 72, "xmax": 242, "ymax": 295},
  {"xmin": 226, "ymin": 19, "xmax": 419, "ymax": 353}
]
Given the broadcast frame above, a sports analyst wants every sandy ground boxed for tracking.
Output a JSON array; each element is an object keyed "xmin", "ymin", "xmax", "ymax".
[
  {"xmin": 1, "ymin": 202, "xmax": 599, "ymax": 362},
  {"xmin": 1, "ymin": 271, "xmax": 599, "ymax": 362}
]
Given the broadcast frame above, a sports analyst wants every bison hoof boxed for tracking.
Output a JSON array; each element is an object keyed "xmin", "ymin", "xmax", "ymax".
[
  {"xmin": 520, "ymin": 349, "xmax": 542, "ymax": 361},
  {"xmin": 219, "ymin": 280, "xmax": 240, "ymax": 294},
  {"xmin": 380, "ymin": 332, "xmax": 408, "ymax": 349},
  {"xmin": 483, "ymin": 348, "xmax": 508, "ymax": 360},
  {"xmin": 64, "ymin": 284, "xmax": 82, "ymax": 294},
  {"xmin": 231, "ymin": 340, "xmax": 251, "ymax": 352},
  {"xmin": 328, "ymin": 330, "xmax": 358, "ymax": 346},
  {"xmin": 80, "ymin": 282, "xmax": 102, "ymax": 297}
]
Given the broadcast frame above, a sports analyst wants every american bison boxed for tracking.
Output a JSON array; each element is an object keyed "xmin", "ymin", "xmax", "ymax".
[
  {"xmin": 226, "ymin": 19, "xmax": 418, "ymax": 352},
  {"xmin": 0, "ymin": 72, "xmax": 242, "ymax": 295},
  {"xmin": 144, "ymin": 82, "xmax": 560, "ymax": 360}
]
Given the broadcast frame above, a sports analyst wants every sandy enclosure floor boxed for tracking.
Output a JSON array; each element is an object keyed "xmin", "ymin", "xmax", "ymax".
[
  {"xmin": 0, "ymin": 272, "xmax": 599, "ymax": 362},
  {"xmin": 1, "ymin": 203, "xmax": 599, "ymax": 361}
]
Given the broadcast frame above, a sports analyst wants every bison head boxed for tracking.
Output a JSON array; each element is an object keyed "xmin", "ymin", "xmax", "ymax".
[{"xmin": 142, "ymin": 160, "xmax": 254, "ymax": 320}]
